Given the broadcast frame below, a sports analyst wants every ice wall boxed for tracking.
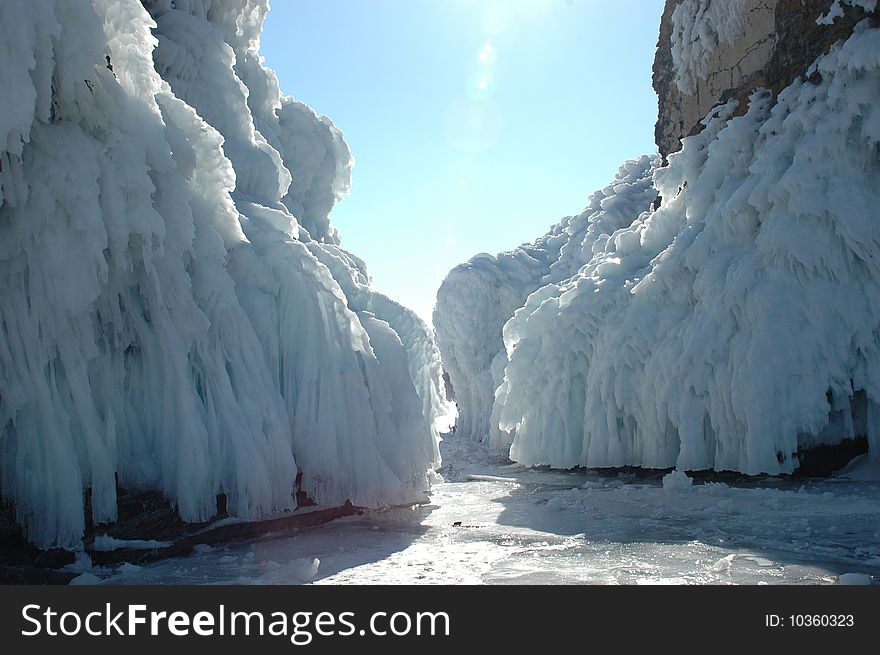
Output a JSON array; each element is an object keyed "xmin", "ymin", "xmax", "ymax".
[
  {"xmin": 434, "ymin": 156, "xmax": 659, "ymax": 440},
  {"xmin": 436, "ymin": 22, "xmax": 880, "ymax": 474},
  {"xmin": 0, "ymin": 0, "xmax": 449, "ymax": 549}
]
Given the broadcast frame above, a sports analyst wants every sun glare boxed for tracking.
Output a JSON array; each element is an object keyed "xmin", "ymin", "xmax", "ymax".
[{"xmin": 454, "ymin": 0, "xmax": 554, "ymax": 36}]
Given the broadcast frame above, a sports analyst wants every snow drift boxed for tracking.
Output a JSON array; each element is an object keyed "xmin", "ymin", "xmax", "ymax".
[
  {"xmin": 435, "ymin": 20, "xmax": 880, "ymax": 475},
  {"xmin": 0, "ymin": 0, "xmax": 450, "ymax": 549}
]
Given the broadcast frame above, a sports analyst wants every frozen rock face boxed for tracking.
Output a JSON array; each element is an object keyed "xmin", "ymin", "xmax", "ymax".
[
  {"xmin": 0, "ymin": 0, "xmax": 450, "ymax": 549},
  {"xmin": 654, "ymin": 0, "xmax": 878, "ymax": 159},
  {"xmin": 436, "ymin": 20, "xmax": 880, "ymax": 476},
  {"xmin": 434, "ymin": 157, "xmax": 660, "ymax": 441}
]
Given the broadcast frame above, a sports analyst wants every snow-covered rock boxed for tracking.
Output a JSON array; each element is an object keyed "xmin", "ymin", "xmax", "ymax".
[
  {"xmin": 0, "ymin": 0, "xmax": 450, "ymax": 549},
  {"xmin": 654, "ymin": 0, "xmax": 877, "ymax": 159},
  {"xmin": 434, "ymin": 155, "xmax": 659, "ymax": 442},
  {"xmin": 436, "ymin": 22, "xmax": 880, "ymax": 476},
  {"xmin": 670, "ymin": 0, "xmax": 750, "ymax": 96}
]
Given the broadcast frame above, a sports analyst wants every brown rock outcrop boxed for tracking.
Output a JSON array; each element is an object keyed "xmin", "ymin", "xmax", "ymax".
[{"xmin": 653, "ymin": 0, "xmax": 877, "ymax": 160}]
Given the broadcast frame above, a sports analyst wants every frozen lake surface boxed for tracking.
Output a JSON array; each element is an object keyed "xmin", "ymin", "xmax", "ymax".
[{"xmin": 84, "ymin": 436, "xmax": 880, "ymax": 585}]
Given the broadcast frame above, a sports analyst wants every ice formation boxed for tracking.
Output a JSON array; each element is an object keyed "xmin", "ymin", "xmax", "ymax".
[
  {"xmin": 670, "ymin": 0, "xmax": 747, "ymax": 94},
  {"xmin": 434, "ymin": 156, "xmax": 659, "ymax": 440},
  {"xmin": 436, "ymin": 21, "xmax": 880, "ymax": 475},
  {"xmin": 0, "ymin": 0, "xmax": 450, "ymax": 549}
]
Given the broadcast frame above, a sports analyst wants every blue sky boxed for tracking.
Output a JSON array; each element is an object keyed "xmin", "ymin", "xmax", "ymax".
[{"xmin": 261, "ymin": 0, "xmax": 666, "ymax": 324}]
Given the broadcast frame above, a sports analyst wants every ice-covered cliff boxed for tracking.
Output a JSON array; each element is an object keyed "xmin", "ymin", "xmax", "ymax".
[
  {"xmin": 0, "ymin": 0, "xmax": 451, "ymax": 549},
  {"xmin": 434, "ymin": 9, "xmax": 880, "ymax": 475},
  {"xmin": 434, "ymin": 156, "xmax": 660, "ymax": 441},
  {"xmin": 653, "ymin": 0, "xmax": 877, "ymax": 159}
]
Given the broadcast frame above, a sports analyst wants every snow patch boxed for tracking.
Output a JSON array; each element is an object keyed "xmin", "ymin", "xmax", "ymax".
[
  {"xmin": 69, "ymin": 572, "xmax": 101, "ymax": 585},
  {"xmin": 817, "ymin": 0, "xmax": 877, "ymax": 25},
  {"xmin": 835, "ymin": 455, "xmax": 880, "ymax": 481}
]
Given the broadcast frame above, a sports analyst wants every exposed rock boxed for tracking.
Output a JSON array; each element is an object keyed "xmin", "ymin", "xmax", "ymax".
[
  {"xmin": 442, "ymin": 370, "xmax": 456, "ymax": 402},
  {"xmin": 793, "ymin": 437, "xmax": 869, "ymax": 478},
  {"xmin": 0, "ymin": 485, "xmax": 372, "ymax": 578},
  {"xmin": 654, "ymin": 0, "xmax": 877, "ymax": 160},
  {"xmin": 0, "ymin": 503, "xmax": 76, "ymax": 584}
]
